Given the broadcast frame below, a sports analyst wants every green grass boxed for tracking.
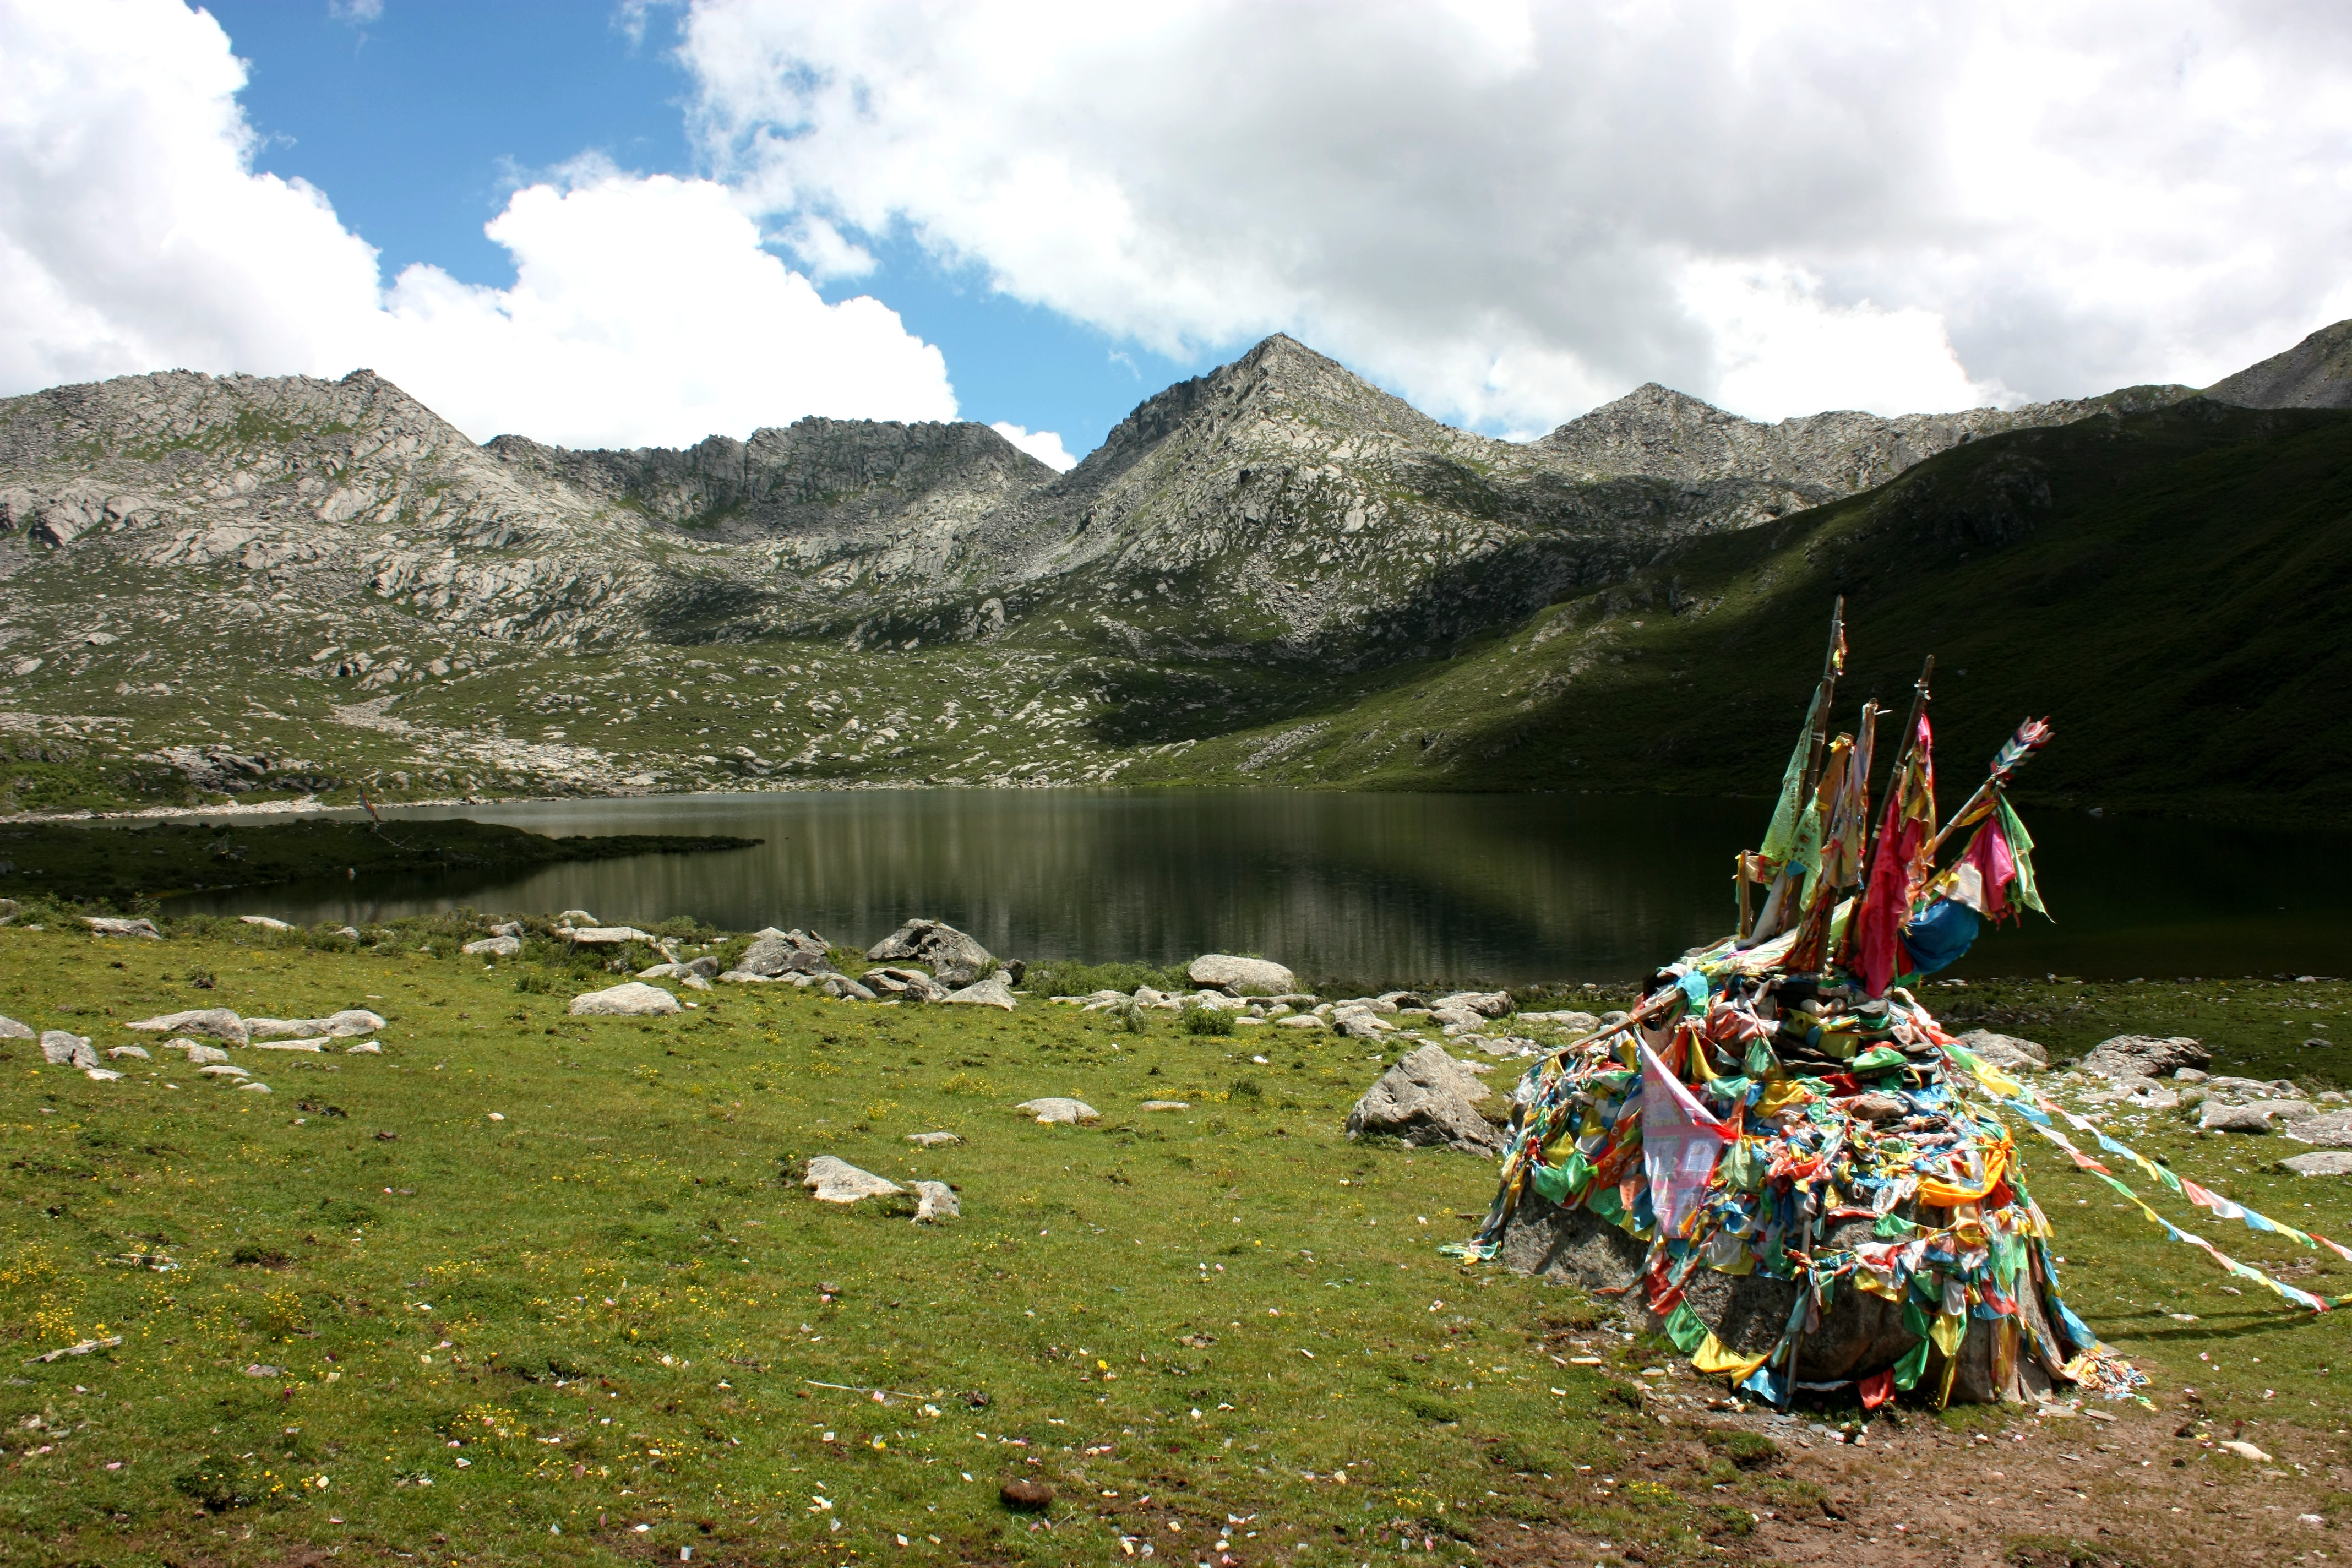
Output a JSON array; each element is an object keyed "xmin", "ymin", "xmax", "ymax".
[{"xmin": 2, "ymin": 921, "xmax": 2348, "ymax": 1565}]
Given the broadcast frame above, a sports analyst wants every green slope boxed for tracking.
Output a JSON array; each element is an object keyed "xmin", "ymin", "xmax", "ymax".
[{"xmin": 1134, "ymin": 399, "xmax": 2352, "ymax": 826}]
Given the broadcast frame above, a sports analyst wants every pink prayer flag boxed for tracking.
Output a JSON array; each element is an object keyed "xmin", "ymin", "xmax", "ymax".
[{"xmin": 1640, "ymin": 1042, "xmax": 1735, "ymax": 1240}]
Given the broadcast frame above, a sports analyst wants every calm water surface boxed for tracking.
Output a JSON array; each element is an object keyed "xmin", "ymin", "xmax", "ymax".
[{"xmin": 164, "ymin": 790, "xmax": 2347, "ymax": 987}]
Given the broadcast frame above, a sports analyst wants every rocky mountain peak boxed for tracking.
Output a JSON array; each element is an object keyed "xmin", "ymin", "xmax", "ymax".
[{"xmin": 2205, "ymin": 317, "xmax": 2352, "ymax": 410}]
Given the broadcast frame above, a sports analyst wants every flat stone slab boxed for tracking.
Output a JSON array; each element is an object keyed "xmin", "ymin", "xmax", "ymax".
[
  {"xmin": 127, "ymin": 1008, "xmax": 249, "ymax": 1044},
  {"xmin": 803, "ymin": 1156, "xmax": 902, "ymax": 1204},
  {"xmin": 568, "ymin": 982, "xmax": 682, "ymax": 1017},
  {"xmin": 2282, "ymin": 1109, "xmax": 2352, "ymax": 1147},
  {"xmin": 2280, "ymin": 1151, "xmax": 2352, "ymax": 1177},
  {"xmin": 1016, "ymin": 1097, "xmax": 1098, "ymax": 1124}
]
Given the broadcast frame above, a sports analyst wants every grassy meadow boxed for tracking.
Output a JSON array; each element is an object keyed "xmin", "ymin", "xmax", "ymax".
[{"xmin": 1, "ymin": 915, "xmax": 2348, "ymax": 1567}]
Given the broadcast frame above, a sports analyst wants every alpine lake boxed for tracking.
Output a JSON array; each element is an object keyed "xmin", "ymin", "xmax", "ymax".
[{"xmin": 158, "ymin": 788, "xmax": 2348, "ymax": 986}]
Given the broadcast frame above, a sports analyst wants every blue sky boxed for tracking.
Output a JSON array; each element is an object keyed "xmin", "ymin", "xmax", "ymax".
[{"xmin": 204, "ymin": 0, "xmax": 1199, "ymax": 456}]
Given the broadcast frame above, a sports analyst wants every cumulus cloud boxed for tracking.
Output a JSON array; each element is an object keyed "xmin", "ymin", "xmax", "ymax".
[
  {"xmin": 988, "ymin": 421, "xmax": 1076, "ymax": 472},
  {"xmin": 682, "ymin": 0, "xmax": 2352, "ymax": 427},
  {"xmin": 0, "ymin": 0, "xmax": 957, "ymax": 448}
]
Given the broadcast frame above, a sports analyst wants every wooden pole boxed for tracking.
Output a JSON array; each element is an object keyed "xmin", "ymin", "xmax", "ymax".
[{"xmin": 1796, "ymin": 597, "xmax": 1847, "ymax": 808}]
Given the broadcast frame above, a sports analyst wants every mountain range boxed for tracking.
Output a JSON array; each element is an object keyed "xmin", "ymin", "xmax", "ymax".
[{"xmin": 0, "ymin": 316, "xmax": 2346, "ymax": 823}]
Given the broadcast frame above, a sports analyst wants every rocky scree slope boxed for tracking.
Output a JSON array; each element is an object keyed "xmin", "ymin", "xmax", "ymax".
[{"xmin": 2204, "ymin": 318, "xmax": 2352, "ymax": 411}]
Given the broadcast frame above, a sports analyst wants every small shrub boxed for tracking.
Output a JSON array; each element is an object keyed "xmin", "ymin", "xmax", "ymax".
[
  {"xmin": 514, "ymin": 970, "xmax": 552, "ymax": 994},
  {"xmin": 1182, "ymin": 1004, "xmax": 1235, "ymax": 1036},
  {"xmin": 1230, "ymin": 1076, "xmax": 1263, "ymax": 1099},
  {"xmin": 173, "ymin": 1454, "xmax": 258, "ymax": 1511}
]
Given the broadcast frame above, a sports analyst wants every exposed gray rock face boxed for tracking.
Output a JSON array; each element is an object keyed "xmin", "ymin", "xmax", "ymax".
[
  {"xmin": 2079, "ymin": 1035, "xmax": 2209, "ymax": 1079},
  {"xmin": 868, "ymin": 919, "xmax": 993, "ymax": 988},
  {"xmin": 736, "ymin": 928, "xmax": 832, "ymax": 977},
  {"xmin": 1538, "ymin": 379, "xmax": 2195, "ymax": 494},
  {"xmin": 567, "ymin": 982, "xmax": 681, "ymax": 1017},
  {"xmin": 802, "ymin": 1156, "xmax": 902, "ymax": 1205},
  {"xmin": 1954, "ymin": 1028, "xmax": 2048, "ymax": 1071},
  {"xmin": 1188, "ymin": 954, "xmax": 1297, "ymax": 995},
  {"xmin": 2205, "ymin": 318, "xmax": 2352, "ymax": 410},
  {"xmin": 1344, "ymin": 1044, "xmax": 1504, "ymax": 1154}
]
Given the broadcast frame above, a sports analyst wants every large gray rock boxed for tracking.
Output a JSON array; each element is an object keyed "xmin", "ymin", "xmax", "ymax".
[
  {"xmin": 2079, "ymin": 1034, "xmax": 2208, "ymax": 1079},
  {"xmin": 86, "ymin": 916, "xmax": 161, "ymax": 939},
  {"xmin": 461, "ymin": 935, "xmax": 521, "ymax": 957},
  {"xmin": 564, "ymin": 925, "xmax": 657, "ymax": 946},
  {"xmin": 2282, "ymin": 1109, "xmax": 2352, "ymax": 1148},
  {"xmin": 2280, "ymin": 1151, "xmax": 2352, "ymax": 1177},
  {"xmin": 944, "ymin": 976, "xmax": 1017, "ymax": 1010},
  {"xmin": 802, "ymin": 1156, "xmax": 902, "ymax": 1205},
  {"xmin": 170, "ymin": 1040, "xmax": 229, "ymax": 1064},
  {"xmin": 1434, "ymin": 990, "xmax": 1513, "ymax": 1020},
  {"xmin": 912, "ymin": 1180, "xmax": 961, "ymax": 1222},
  {"xmin": 127, "ymin": 1008, "xmax": 249, "ymax": 1044},
  {"xmin": 816, "ymin": 973, "xmax": 879, "ymax": 1001},
  {"xmin": 868, "ymin": 919, "xmax": 994, "ymax": 988},
  {"xmin": 2199, "ymin": 1099, "xmax": 2312, "ymax": 1133},
  {"xmin": 1016, "ymin": 1097, "xmax": 1098, "ymax": 1124},
  {"xmin": 866, "ymin": 966, "xmax": 951, "ymax": 1003},
  {"xmin": 567, "ymin": 982, "xmax": 682, "ymax": 1017},
  {"xmin": 40, "ymin": 1030, "xmax": 97, "ymax": 1068},
  {"xmin": 1188, "ymin": 954, "xmax": 1297, "ymax": 996},
  {"xmin": 1954, "ymin": 1028, "xmax": 2048, "ymax": 1071},
  {"xmin": 736, "ymin": 927, "xmax": 831, "ymax": 977},
  {"xmin": 1344, "ymin": 1044, "xmax": 1504, "ymax": 1154},
  {"xmin": 0, "ymin": 1014, "xmax": 34, "ymax": 1040}
]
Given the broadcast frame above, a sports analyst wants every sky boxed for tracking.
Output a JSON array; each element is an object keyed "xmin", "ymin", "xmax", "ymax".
[{"xmin": 1, "ymin": 1, "xmax": 2348, "ymax": 467}]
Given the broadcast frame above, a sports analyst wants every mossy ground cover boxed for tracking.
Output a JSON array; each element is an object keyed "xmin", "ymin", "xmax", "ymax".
[{"xmin": 0, "ymin": 922, "xmax": 2346, "ymax": 1567}]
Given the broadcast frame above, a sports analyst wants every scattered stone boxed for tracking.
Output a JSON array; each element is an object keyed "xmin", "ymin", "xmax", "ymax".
[
  {"xmin": 173, "ymin": 1041, "xmax": 229, "ymax": 1065},
  {"xmin": 242, "ymin": 1364, "xmax": 283, "ymax": 1379},
  {"xmin": 1378, "ymin": 990, "xmax": 1430, "ymax": 1010},
  {"xmin": 25, "ymin": 1334, "xmax": 123, "ymax": 1363},
  {"xmin": 2218, "ymin": 1440, "xmax": 2273, "ymax": 1463},
  {"xmin": 912, "ymin": 1180, "xmax": 961, "ymax": 1223},
  {"xmin": 1518, "ymin": 1010, "xmax": 1600, "ymax": 1030},
  {"xmin": 803, "ymin": 1156, "xmax": 902, "ymax": 1205},
  {"xmin": 199, "ymin": 1063, "xmax": 250, "ymax": 1079},
  {"xmin": 564, "ymin": 925, "xmax": 657, "ymax": 946},
  {"xmin": 557, "ymin": 909, "xmax": 597, "ymax": 925},
  {"xmin": 239, "ymin": 915, "xmax": 295, "ymax": 931},
  {"xmin": 344, "ymin": 1041, "xmax": 383, "ymax": 1054},
  {"xmin": 1139, "ymin": 1100, "xmax": 1191, "ymax": 1111},
  {"xmin": 2204, "ymin": 1075, "xmax": 2301, "ymax": 1099},
  {"xmin": 40, "ymin": 1031, "xmax": 96, "ymax": 1069},
  {"xmin": 2282, "ymin": 1109, "xmax": 2352, "ymax": 1148},
  {"xmin": 488, "ymin": 921, "xmax": 524, "ymax": 938},
  {"xmin": 86, "ymin": 916, "xmax": 161, "ymax": 940},
  {"xmin": 254, "ymin": 1038, "xmax": 328, "ymax": 1053},
  {"xmin": 84, "ymin": 1066, "xmax": 123, "ymax": 1081},
  {"xmin": 869, "ymin": 919, "xmax": 995, "ymax": 988},
  {"xmin": 2199, "ymin": 1100, "xmax": 2307, "ymax": 1133},
  {"xmin": 1187, "ymin": 954, "xmax": 1297, "ymax": 996},
  {"xmin": 1338, "ymin": 996, "xmax": 1400, "ymax": 1016},
  {"xmin": 237, "ymin": 1081, "xmax": 272, "ymax": 1093},
  {"xmin": 1428, "ymin": 1006, "xmax": 1484, "ymax": 1031},
  {"xmin": 1016, "ymin": 1098, "xmax": 1098, "ymax": 1125},
  {"xmin": 2174, "ymin": 1068, "xmax": 2210, "ymax": 1084},
  {"xmin": 1000, "ymin": 1478, "xmax": 1054, "ymax": 1511},
  {"xmin": 0, "ymin": 1014, "xmax": 34, "ymax": 1040},
  {"xmin": 866, "ymin": 966, "xmax": 951, "ymax": 1002},
  {"xmin": 2083, "ymin": 1076, "xmax": 2179, "ymax": 1111},
  {"xmin": 2280, "ymin": 1151, "xmax": 2352, "ymax": 1177},
  {"xmin": 945, "ymin": 976, "xmax": 1017, "ymax": 1010},
  {"xmin": 734, "ymin": 927, "xmax": 832, "ymax": 977},
  {"xmin": 107, "ymin": 1045, "xmax": 151, "ymax": 1060},
  {"xmin": 906, "ymin": 1131, "xmax": 963, "ymax": 1147},
  {"xmin": 249, "ymin": 1010, "xmax": 384, "ymax": 1038},
  {"xmin": 817, "ymin": 973, "xmax": 879, "ymax": 1002},
  {"xmin": 1954, "ymin": 1029, "xmax": 2049, "ymax": 1071},
  {"xmin": 568, "ymin": 982, "xmax": 682, "ymax": 1017},
  {"xmin": 462, "ymin": 935, "xmax": 522, "ymax": 957},
  {"xmin": 1277, "ymin": 1014, "xmax": 1327, "ymax": 1030},
  {"xmin": 1433, "ymin": 990, "xmax": 1513, "ymax": 1019},
  {"xmin": 1345, "ymin": 1044, "xmax": 1505, "ymax": 1155},
  {"xmin": 2079, "ymin": 1034, "xmax": 2208, "ymax": 1079},
  {"xmin": 127, "ymin": 1007, "xmax": 249, "ymax": 1044}
]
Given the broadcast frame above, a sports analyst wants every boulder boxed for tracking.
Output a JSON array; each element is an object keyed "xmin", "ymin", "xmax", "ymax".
[
  {"xmin": 2199, "ymin": 1099, "xmax": 2305, "ymax": 1133},
  {"xmin": 803, "ymin": 1156, "xmax": 903, "ymax": 1204},
  {"xmin": 0, "ymin": 1014, "xmax": 32, "ymax": 1039},
  {"xmin": 40, "ymin": 1031, "xmax": 96, "ymax": 1069},
  {"xmin": 248, "ymin": 1010, "xmax": 384, "ymax": 1038},
  {"xmin": 556, "ymin": 909, "xmax": 597, "ymax": 925},
  {"xmin": 866, "ymin": 967, "xmax": 951, "ymax": 1003},
  {"xmin": 1379, "ymin": 991, "xmax": 1430, "ymax": 1010},
  {"xmin": 2204, "ymin": 1075, "xmax": 2300, "ymax": 1099},
  {"xmin": 127, "ymin": 1008, "xmax": 249, "ymax": 1044},
  {"xmin": 173, "ymin": 1041, "xmax": 229, "ymax": 1065},
  {"xmin": 461, "ymin": 935, "xmax": 522, "ymax": 957},
  {"xmin": 2280, "ymin": 1151, "xmax": 2352, "ymax": 1177},
  {"xmin": 1429, "ymin": 1006, "xmax": 1485, "ymax": 1031},
  {"xmin": 1277, "ymin": 1014, "xmax": 1327, "ymax": 1030},
  {"xmin": 1334, "ymin": 1014, "xmax": 1388, "ymax": 1039},
  {"xmin": 568, "ymin": 982, "xmax": 683, "ymax": 1017},
  {"xmin": 817, "ymin": 974, "xmax": 879, "ymax": 1002},
  {"xmin": 107, "ymin": 1044, "xmax": 151, "ymax": 1060},
  {"xmin": 488, "ymin": 921, "xmax": 524, "ymax": 938},
  {"xmin": 1187, "ymin": 954, "xmax": 1297, "ymax": 996},
  {"xmin": 1337, "ymin": 996, "xmax": 1400, "ymax": 1016},
  {"xmin": 84, "ymin": 1067, "xmax": 123, "ymax": 1081},
  {"xmin": 736, "ymin": 927, "xmax": 831, "ymax": 977},
  {"xmin": 1016, "ymin": 1098, "xmax": 1098, "ymax": 1124},
  {"xmin": 1344, "ymin": 1045, "xmax": 1505, "ymax": 1154},
  {"xmin": 345, "ymin": 1040, "xmax": 383, "ymax": 1054},
  {"xmin": 945, "ymin": 977, "xmax": 1017, "ymax": 1010},
  {"xmin": 86, "ymin": 916, "xmax": 161, "ymax": 940},
  {"xmin": 238, "ymin": 915, "xmax": 295, "ymax": 932},
  {"xmin": 868, "ymin": 919, "xmax": 995, "ymax": 988},
  {"xmin": 199, "ymin": 1063, "xmax": 249, "ymax": 1079},
  {"xmin": 236, "ymin": 1082, "xmax": 271, "ymax": 1094},
  {"xmin": 2282, "ymin": 1109, "xmax": 2352, "ymax": 1148},
  {"xmin": 2079, "ymin": 1035, "xmax": 2208, "ymax": 1079},
  {"xmin": 1954, "ymin": 1029, "xmax": 2049, "ymax": 1071},
  {"xmin": 565, "ymin": 925, "xmax": 657, "ymax": 946},
  {"xmin": 1434, "ymin": 990, "xmax": 1514, "ymax": 1020},
  {"xmin": 912, "ymin": 1180, "xmax": 961, "ymax": 1222}
]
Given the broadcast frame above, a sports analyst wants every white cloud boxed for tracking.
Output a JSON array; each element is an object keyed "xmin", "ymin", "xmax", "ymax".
[
  {"xmin": 988, "ymin": 421, "xmax": 1076, "ymax": 472},
  {"xmin": 329, "ymin": 0, "xmax": 384, "ymax": 25},
  {"xmin": 682, "ymin": 0, "xmax": 2352, "ymax": 428},
  {"xmin": 0, "ymin": 0, "xmax": 957, "ymax": 448}
]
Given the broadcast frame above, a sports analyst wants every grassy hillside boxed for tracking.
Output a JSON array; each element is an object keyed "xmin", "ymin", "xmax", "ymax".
[{"xmin": 1134, "ymin": 400, "xmax": 2352, "ymax": 826}]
